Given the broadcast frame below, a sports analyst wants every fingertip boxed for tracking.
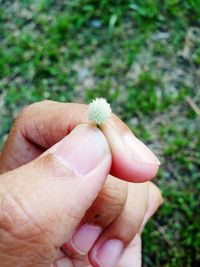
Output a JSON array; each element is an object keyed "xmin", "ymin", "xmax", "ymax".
[
  {"xmin": 111, "ymin": 158, "xmax": 160, "ymax": 182},
  {"xmin": 102, "ymin": 117, "xmax": 160, "ymax": 183}
]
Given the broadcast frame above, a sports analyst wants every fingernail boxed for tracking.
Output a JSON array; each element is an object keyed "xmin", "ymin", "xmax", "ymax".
[
  {"xmin": 95, "ymin": 239, "xmax": 124, "ymax": 267},
  {"xmin": 53, "ymin": 124, "xmax": 110, "ymax": 176},
  {"xmin": 70, "ymin": 224, "xmax": 102, "ymax": 255},
  {"xmin": 124, "ymin": 134, "xmax": 160, "ymax": 165}
]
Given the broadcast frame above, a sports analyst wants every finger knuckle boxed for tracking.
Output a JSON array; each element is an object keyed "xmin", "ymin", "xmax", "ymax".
[
  {"xmin": 17, "ymin": 100, "xmax": 54, "ymax": 121},
  {"xmin": 102, "ymin": 178, "xmax": 127, "ymax": 208},
  {"xmin": 101, "ymin": 189, "xmax": 126, "ymax": 211}
]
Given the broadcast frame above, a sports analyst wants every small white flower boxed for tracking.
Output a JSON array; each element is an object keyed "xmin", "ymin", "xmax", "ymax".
[{"xmin": 88, "ymin": 98, "xmax": 112, "ymax": 125}]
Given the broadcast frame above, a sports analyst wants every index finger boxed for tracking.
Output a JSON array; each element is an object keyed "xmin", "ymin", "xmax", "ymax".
[{"xmin": 2, "ymin": 100, "xmax": 160, "ymax": 182}]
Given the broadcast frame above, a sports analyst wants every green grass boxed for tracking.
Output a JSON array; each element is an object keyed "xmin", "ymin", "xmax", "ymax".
[{"xmin": 0, "ymin": 1, "xmax": 200, "ymax": 266}]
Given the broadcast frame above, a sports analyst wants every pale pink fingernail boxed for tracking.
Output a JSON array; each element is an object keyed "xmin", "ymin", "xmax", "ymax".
[
  {"xmin": 124, "ymin": 134, "xmax": 160, "ymax": 165},
  {"xmin": 53, "ymin": 124, "xmax": 110, "ymax": 176},
  {"xmin": 95, "ymin": 239, "xmax": 124, "ymax": 267},
  {"xmin": 70, "ymin": 224, "xmax": 102, "ymax": 255}
]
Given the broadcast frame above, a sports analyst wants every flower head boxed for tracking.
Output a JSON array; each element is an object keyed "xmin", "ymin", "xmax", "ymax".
[{"xmin": 88, "ymin": 98, "xmax": 112, "ymax": 125}]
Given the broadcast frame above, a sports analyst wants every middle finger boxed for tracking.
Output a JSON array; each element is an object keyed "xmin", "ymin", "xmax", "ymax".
[
  {"xmin": 63, "ymin": 175, "xmax": 128, "ymax": 255},
  {"xmin": 89, "ymin": 182, "xmax": 149, "ymax": 267}
]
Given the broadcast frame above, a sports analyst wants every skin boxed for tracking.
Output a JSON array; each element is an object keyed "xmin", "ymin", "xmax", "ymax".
[{"xmin": 0, "ymin": 101, "xmax": 162, "ymax": 267}]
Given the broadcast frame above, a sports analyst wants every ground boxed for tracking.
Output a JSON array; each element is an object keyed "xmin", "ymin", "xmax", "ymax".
[{"xmin": 0, "ymin": 1, "xmax": 200, "ymax": 266}]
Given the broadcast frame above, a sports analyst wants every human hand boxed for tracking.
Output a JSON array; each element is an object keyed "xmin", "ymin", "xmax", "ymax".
[{"xmin": 0, "ymin": 101, "xmax": 162, "ymax": 267}]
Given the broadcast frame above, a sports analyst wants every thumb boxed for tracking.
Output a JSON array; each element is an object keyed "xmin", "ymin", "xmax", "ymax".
[{"xmin": 0, "ymin": 124, "xmax": 111, "ymax": 266}]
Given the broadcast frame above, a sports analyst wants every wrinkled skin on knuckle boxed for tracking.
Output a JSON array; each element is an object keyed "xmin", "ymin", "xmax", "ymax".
[
  {"xmin": 18, "ymin": 100, "xmax": 54, "ymax": 120},
  {"xmin": 0, "ymin": 103, "xmax": 43, "ymax": 173},
  {"xmin": 82, "ymin": 176, "xmax": 128, "ymax": 227},
  {"xmin": 20, "ymin": 101, "xmax": 67, "ymax": 149},
  {"xmin": 16, "ymin": 102, "xmax": 41, "ymax": 129}
]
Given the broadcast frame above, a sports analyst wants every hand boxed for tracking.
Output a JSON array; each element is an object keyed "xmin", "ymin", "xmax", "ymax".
[{"xmin": 0, "ymin": 101, "xmax": 162, "ymax": 267}]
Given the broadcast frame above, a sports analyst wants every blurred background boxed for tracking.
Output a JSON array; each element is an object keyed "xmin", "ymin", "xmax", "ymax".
[{"xmin": 0, "ymin": 0, "xmax": 200, "ymax": 266}]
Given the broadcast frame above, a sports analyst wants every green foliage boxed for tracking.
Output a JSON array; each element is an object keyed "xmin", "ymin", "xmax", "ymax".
[{"xmin": 0, "ymin": 0, "xmax": 200, "ymax": 266}]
